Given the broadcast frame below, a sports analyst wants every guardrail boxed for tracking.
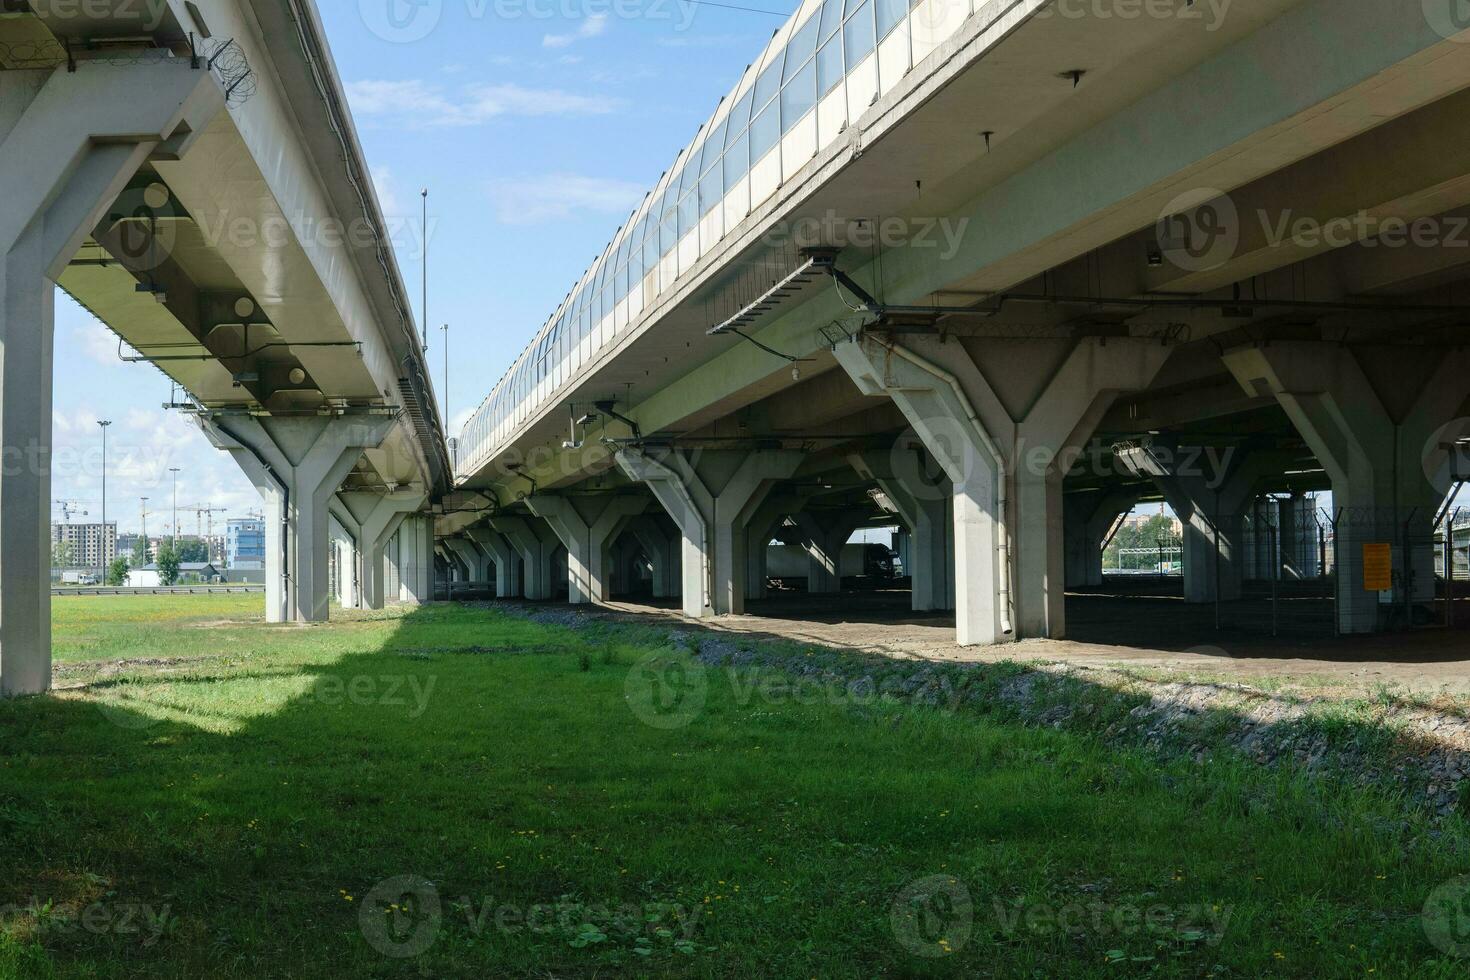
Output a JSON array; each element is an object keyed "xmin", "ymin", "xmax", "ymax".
[{"xmin": 52, "ymin": 586, "xmax": 266, "ymax": 596}]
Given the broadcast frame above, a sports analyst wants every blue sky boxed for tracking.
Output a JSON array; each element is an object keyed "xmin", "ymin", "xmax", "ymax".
[{"xmin": 53, "ymin": 0, "xmax": 784, "ymax": 533}]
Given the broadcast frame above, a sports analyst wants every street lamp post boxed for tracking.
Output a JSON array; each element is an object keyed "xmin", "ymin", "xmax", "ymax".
[
  {"xmin": 169, "ymin": 467, "xmax": 181, "ymax": 549},
  {"xmin": 97, "ymin": 420, "xmax": 111, "ymax": 576}
]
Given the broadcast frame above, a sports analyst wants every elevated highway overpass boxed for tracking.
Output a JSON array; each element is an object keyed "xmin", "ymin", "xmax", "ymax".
[
  {"xmin": 1, "ymin": 0, "xmax": 450, "ymax": 695},
  {"xmin": 448, "ymin": 0, "xmax": 1470, "ymax": 647}
]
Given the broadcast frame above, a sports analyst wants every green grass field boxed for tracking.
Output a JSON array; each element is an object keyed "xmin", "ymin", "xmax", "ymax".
[{"xmin": 2, "ymin": 596, "xmax": 1469, "ymax": 977}]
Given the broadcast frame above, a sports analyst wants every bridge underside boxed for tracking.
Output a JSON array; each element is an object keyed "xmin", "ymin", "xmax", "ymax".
[
  {"xmin": 0, "ymin": 4, "xmax": 447, "ymax": 696},
  {"xmin": 445, "ymin": 0, "xmax": 1470, "ymax": 649}
]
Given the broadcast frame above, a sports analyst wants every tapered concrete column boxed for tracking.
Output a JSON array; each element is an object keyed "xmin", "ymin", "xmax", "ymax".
[
  {"xmin": 793, "ymin": 507, "xmax": 869, "ymax": 594},
  {"xmin": 446, "ymin": 536, "xmax": 492, "ymax": 585},
  {"xmin": 612, "ymin": 537, "xmax": 641, "ymax": 596},
  {"xmin": 0, "ymin": 63, "xmax": 221, "ymax": 696},
  {"xmin": 1063, "ymin": 489, "xmax": 1141, "ymax": 589},
  {"xmin": 200, "ymin": 414, "xmax": 393, "ymax": 623},
  {"xmin": 742, "ymin": 494, "xmax": 804, "ymax": 602},
  {"xmin": 852, "ymin": 447, "xmax": 954, "ymax": 611},
  {"xmin": 526, "ymin": 494, "xmax": 648, "ymax": 604},
  {"xmin": 1224, "ymin": 343, "xmax": 1470, "ymax": 632},
  {"xmin": 467, "ymin": 526, "xmax": 519, "ymax": 598},
  {"xmin": 836, "ymin": 334, "xmax": 1170, "ymax": 644},
  {"xmin": 617, "ymin": 449, "xmax": 804, "ymax": 617},
  {"xmin": 329, "ymin": 515, "xmax": 359, "ymax": 608},
  {"xmin": 1118, "ymin": 443, "xmax": 1289, "ymax": 604},
  {"xmin": 336, "ymin": 491, "xmax": 425, "ymax": 609},
  {"xmin": 490, "ymin": 515, "xmax": 560, "ymax": 601},
  {"xmin": 396, "ymin": 515, "xmax": 435, "ymax": 604},
  {"xmin": 628, "ymin": 515, "xmax": 679, "ymax": 599}
]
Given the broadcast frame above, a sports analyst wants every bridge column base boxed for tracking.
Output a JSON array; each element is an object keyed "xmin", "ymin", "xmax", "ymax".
[
  {"xmin": 446, "ymin": 535, "xmax": 492, "ymax": 589},
  {"xmin": 1118, "ymin": 442, "xmax": 1299, "ymax": 604},
  {"xmin": 334, "ymin": 491, "xmax": 425, "ymax": 609},
  {"xmin": 396, "ymin": 516, "xmax": 435, "ymax": 604},
  {"xmin": 851, "ymin": 447, "xmax": 954, "ymax": 611},
  {"xmin": 330, "ymin": 521, "xmax": 359, "ymax": 609},
  {"xmin": 628, "ymin": 515, "xmax": 680, "ymax": 600},
  {"xmin": 490, "ymin": 515, "xmax": 560, "ymax": 601},
  {"xmin": 836, "ymin": 334, "xmax": 1169, "ymax": 644},
  {"xmin": 617, "ymin": 449, "xmax": 803, "ymax": 617},
  {"xmin": 0, "ymin": 63, "xmax": 221, "ymax": 696},
  {"xmin": 527, "ymin": 495, "xmax": 648, "ymax": 604},
  {"xmin": 1063, "ymin": 489, "xmax": 1141, "ymax": 590},
  {"xmin": 794, "ymin": 507, "xmax": 868, "ymax": 594},
  {"xmin": 467, "ymin": 527, "xmax": 518, "ymax": 598},
  {"xmin": 1224, "ymin": 343, "xmax": 1470, "ymax": 633},
  {"xmin": 201, "ymin": 415, "xmax": 393, "ymax": 623}
]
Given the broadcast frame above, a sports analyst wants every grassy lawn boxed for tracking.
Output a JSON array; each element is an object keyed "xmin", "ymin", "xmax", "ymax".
[{"xmin": 2, "ymin": 596, "xmax": 1468, "ymax": 977}]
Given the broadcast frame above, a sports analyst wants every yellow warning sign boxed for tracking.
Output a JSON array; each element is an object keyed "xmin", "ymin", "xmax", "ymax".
[{"xmin": 1362, "ymin": 543, "xmax": 1392, "ymax": 592}]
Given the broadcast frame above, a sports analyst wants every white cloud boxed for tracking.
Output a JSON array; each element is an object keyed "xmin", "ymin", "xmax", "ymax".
[
  {"xmin": 487, "ymin": 174, "xmax": 646, "ymax": 225},
  {"xmin": 346, "ymin": 79, "xmax": 621, "ymax": 128},
  {"xmin": 543, "ymin": 14, "xmax": 608, "ymax": 48},
  {"xmin": 371, "ymin": 165, "xmax": 403, "ymax": 217}
]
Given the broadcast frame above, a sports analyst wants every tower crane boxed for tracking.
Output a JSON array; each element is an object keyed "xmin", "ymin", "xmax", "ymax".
[{"xmin": 55, "ymin": 499, "xmax": 88, "ymax": 522}]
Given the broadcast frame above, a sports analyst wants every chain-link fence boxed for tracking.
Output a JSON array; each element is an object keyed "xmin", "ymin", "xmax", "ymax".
[{"xmin": 1218, "ymin": 500, "xmax": 1464, "ymax": 637}]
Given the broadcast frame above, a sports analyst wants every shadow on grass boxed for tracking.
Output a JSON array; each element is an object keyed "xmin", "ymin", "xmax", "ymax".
[{"xmin": 1, "ymin": 601, "xmax": 1469, "ymax": 977}]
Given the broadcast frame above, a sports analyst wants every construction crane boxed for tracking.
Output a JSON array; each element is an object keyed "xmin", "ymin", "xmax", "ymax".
[
  {"xmin": 55, "ymin": 499, "xmax": 88, "ymax": 522},
  {"xmin": 180, "ymin": 505, "xmax": 229, "ymax": 562}
]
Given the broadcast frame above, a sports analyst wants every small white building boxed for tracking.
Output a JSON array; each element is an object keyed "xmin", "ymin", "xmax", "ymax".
[{"xmin": 127, "ymin": 562, "xmax": 221, "ymax": 588}]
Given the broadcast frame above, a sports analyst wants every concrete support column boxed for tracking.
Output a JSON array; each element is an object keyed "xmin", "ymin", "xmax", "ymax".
[
  {"xmin": 836, "ymin": 334, "xmax": 1169, "ymax": 644},
  {"xmin": 793, "ymin": 507, "xmax": 869, "ymax": 594},
  {"xmin": 628, "ymin": 515, "xmax": 679, "ymax": 599},
  {"xmin": 0, "ymin": 62, "xmax": 221, "ymax": 696},
  {"xmin": 526, "ymin": 495, "xmax": 648, "ymax": 604},
  {"xmin": 1063, "ymin": 489, "xmax": 1141, "ymax": 589},
  {"xmin": 329, "ymin": 516, "xmax": 359, "ymax": 609},
  {"xmin": 446, "ymin": 535, "xmax": 492, "ymax": 586},
  {"xmin": 1224, "ymin": 343, "xmax": 1470, "ymax": 632},
  {"xmin": 852, "ymin": 447, "xmax": 954, "ymax": 611},
  {"xmin": 617, "ymin": 449, "xmax": 803, "ymax": 617},
  {"xmin": 1118, "ymin": 443, "xmax": 1289, "ymax": 604},
  {"xmin": 200, "ymin": 415, "xmax": 392, "ymax": 623},
  {"xmin": 490, "ymin": 515, "xmax": 560, "ymax": 601},
  {"xmin": 742, "ymin": 494, "xmax": 802, "ymax": 603},
  {"xmin": 396, "ymin": 515, "xmax": 435, "ymax": 604},
  {"xmin": 467, "ymin": 526, "xmax": 519, "ymax": 598},
  {"xmin": 336, "ymin": 491, "xmax": 426, "ymax": 609},
  {"xmin": 612, "ymin": 537, "xmax": 640, "ymax": 596}
]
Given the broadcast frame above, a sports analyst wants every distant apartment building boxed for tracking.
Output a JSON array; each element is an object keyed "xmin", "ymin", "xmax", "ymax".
[
  {"xmin": 226, "ymin": 518, "xmax": 266, "ymax": 569},
  {"xmin": 51, "ymin": 522, "xmax": 116, "ymax": 569}
]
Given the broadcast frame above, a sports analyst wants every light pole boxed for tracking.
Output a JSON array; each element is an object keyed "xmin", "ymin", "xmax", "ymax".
[
  {"xmin": 97, "ymin": 420, "xmax": 111, "ymax": 575},
  {"xmin": 169, "ymin": 467, "xmax": 181, "ymax": 549},
  {"xmin": 442, "ymin": 322, "xmax": 449, "ymax": 424}
]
